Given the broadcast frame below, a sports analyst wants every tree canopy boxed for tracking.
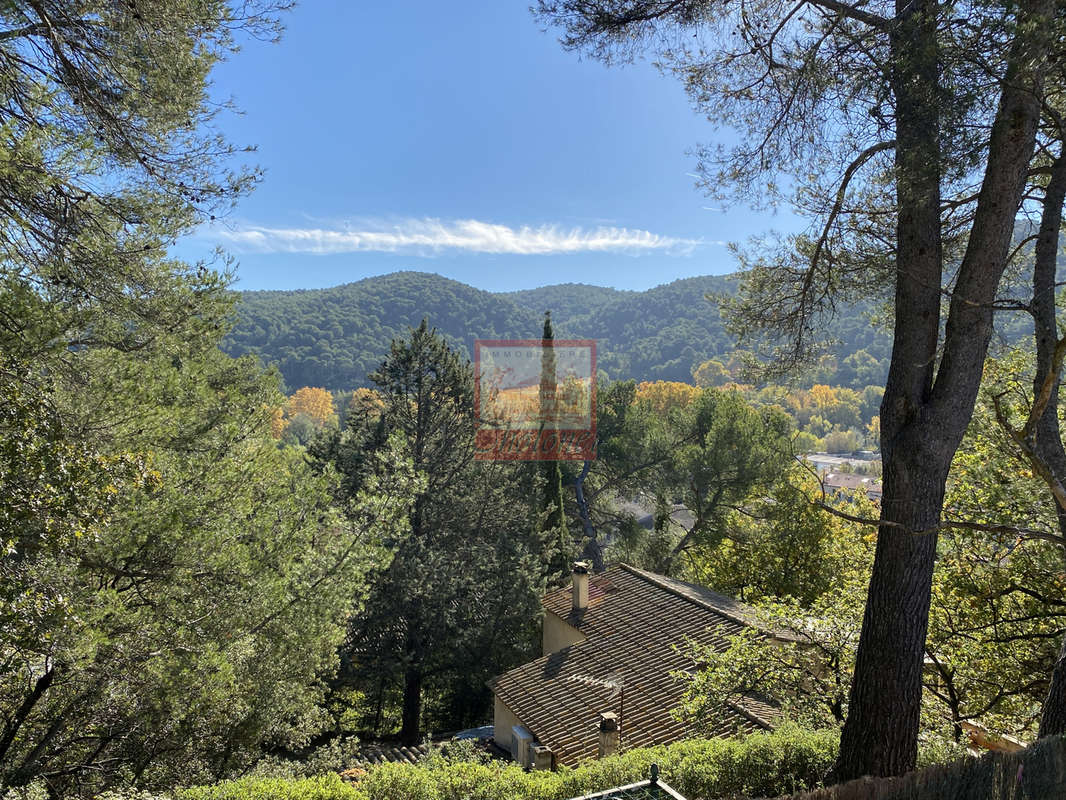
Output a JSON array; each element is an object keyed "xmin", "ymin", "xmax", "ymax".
[
  {"xmin": 223, "ymin": 271, "xmax": 894, "ymax": 391},
  {"xmin": 310, "ymin": 322, "xmax": 547, "ymax": 746},
  {"xmin": 0, "ymin": 2, "xmax": 416, "ymax": 794}
]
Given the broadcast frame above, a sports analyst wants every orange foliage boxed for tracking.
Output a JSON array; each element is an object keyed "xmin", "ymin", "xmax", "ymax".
[{"xmin": 287, "ymin": 386, "xmax": 336, "ymax": 425}]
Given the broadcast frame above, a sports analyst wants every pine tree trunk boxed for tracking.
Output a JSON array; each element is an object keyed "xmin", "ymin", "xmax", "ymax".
[
  {"xmin": 1032, "ymin": 146, "xmax": 1066, "ymax": 739},
  {"xmin": 1040, "ymin": 640, "xmax": 1066, "ymax": 738},
  {"xmin": 574, "ymin": 461, "xmax": 604, "ymax": 571},
  {"xmin": 833, "ymin": 0, "xmax": 1050, "ymax": 778},
  {"xmin": 834, "ymin": 445, "xmax": 948, "ymax": 777},
  {"xmin": 400, "ymin": 668, "xmax": 422, "ymax": 745},
  {"xmin": 832, "ymin": 0, "xmax": 945, "ymax": 776}
]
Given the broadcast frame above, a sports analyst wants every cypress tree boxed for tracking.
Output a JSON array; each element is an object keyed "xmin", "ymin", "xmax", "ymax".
[{"xmin": 540, "ymin": 312, "xmax": 571, "ymax": 576}]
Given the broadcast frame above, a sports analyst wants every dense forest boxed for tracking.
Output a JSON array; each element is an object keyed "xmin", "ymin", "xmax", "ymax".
[{"xmin": 222, "ymin": 271, "xmax": 894, "ymax": 391}]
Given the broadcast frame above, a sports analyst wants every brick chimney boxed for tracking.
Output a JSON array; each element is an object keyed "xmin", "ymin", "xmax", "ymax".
[
  {"xmin": 597, "ymin": 711, "xmax": 619, "ymax": 758},
  {"xmin": 572, "ymin": 561, "xmax": 590, "ymax": 610}
]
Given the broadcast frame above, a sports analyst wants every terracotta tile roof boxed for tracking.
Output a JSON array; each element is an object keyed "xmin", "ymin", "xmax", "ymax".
[
  {"xmin": 488, "ymin": 564, "xmax": 773, "ymax": 766},
  {"xmin": 350, "ymin": 738, "xmax": 507, "ymax": 768},
  {"xmin": 352, "ymin": 742, "xmax": 433, "ymax": 766}
]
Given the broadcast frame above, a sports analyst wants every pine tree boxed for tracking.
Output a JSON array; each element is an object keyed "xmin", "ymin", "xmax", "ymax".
[{"xmin": 316, "ymin": 322, "xmax": 544, "ymax": 744}]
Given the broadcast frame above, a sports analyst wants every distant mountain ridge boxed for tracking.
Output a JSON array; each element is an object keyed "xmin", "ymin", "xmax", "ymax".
[{"xmin": 222, "ymin": 270, "xmax": 892, "ymax": 391}]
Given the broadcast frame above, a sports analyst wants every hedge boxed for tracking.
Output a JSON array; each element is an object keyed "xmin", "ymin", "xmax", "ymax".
[{"xmin": 173, "ymin": 724, "xmax": 839, "ymax": 800}]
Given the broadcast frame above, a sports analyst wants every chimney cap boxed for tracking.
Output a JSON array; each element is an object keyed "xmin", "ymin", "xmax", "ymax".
[
  {"xmin": 572, "ymin": 560, "xmax": 591, "ymax": 575},
  {"xmin": 598, "ymin": 711, "xmax": 619, "ymax": 731}
]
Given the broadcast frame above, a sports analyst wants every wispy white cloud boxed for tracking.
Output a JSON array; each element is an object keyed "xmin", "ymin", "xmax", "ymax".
[{"xmin": 215, "ymin": 218, "xmax": 705, "ymax": 257}]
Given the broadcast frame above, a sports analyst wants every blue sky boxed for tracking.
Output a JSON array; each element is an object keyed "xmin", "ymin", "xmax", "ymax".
[{"xmin": 185, "ymin": 1, "xmax": 804, "ymax": 293}]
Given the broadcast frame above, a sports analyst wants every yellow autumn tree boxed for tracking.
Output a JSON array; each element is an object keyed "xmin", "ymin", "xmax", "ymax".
[
  {"xmin": 634, "ymin": 381, "xmax": 700, "ymax": 416},
  {"xmin": 268, "ymin": 406, "xmax": 287, "ymax": 439},
  {"xmin": 286, "ymin": 386, "xmax": 336, "ymax": 426},
  {"xmin": 809, "ymin": 384, "xmax": 837, "ymax": 410},
  {"xmin": 866, "ymin": 415, "xmax": 881, "ymax": 448},
  {"xmin": 348, "ymin": 387, "xmax": 385, "ymax": 422}
]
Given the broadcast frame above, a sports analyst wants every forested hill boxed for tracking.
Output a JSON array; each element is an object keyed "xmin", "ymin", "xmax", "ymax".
[{"xmin": 222, "ymin": 270, "xmax": 893, "ymax": 391}]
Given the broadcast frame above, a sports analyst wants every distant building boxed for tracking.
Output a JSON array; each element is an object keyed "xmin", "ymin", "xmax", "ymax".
[{"xmin": 822, "ymin": 471, "xmax": 882, "ymax": 502}]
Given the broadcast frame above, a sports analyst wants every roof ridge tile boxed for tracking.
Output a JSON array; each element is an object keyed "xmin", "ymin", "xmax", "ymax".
[{"xmin": 618, "ymin": 563, "xmax": 758, "ymax": 629}]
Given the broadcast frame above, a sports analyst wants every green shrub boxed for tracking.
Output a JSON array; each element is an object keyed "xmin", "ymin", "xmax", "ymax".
[
  {"xmin": 177, "ymin": 774, "xmax": 363, "ymax": 800},
  {"xmin": 646, "ymin": 725, "xmax": 838, "ymax": 799},
  {"xmin": 177, "ymin": 726, "xmax": 841, "ymax": 800},
  {"xmin": 431, "ymin": 761, "xmax": 511, "ymax": 800},
  {"xmin": 915, "ymin": 731, "xmax": 970, "ymax": 769},
  {"xmin": 555, "ymin": 747, "xmax": 664, "ymax": 798},
  {"xmin": 427, "ymin": 739, "xmax": 493, "ymax": 766},
  {"xmin": 358, "ymin": 762, "xmax": 440, "ymax": 800},
  {"xmin": 245, "ymin": 737, "xmax": 368, "ymax": 781},
  {"xmin": 104, "ymin": 723, "xmax": 982, "ymax": 800}
]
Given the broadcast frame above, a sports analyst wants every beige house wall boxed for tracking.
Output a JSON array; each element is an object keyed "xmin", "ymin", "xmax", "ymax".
[
  {"xmin": 542, "ymin": 609, "xmax": 585, "ymax": 655},
  {"xmin": 493, "ymin": 694, "xmax": 524, "ymax": 758}
]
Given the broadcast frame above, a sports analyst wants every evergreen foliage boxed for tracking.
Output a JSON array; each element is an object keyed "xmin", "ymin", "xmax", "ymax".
[
  {"xmin": 222, "ymin": 272, "xmax": 893, "ymax": 391},
  {"xmin": 309, "ymin": 323, "xmax": 546, "ymax": 745},
  {"xmin": 587, "ymin": 385, "xmax": 794, "ymax": 575},
  {"xmin": 677, "ymin": 416, "xmax": 1062, "ymax": 746},
  {"xmin": 532, "ymin": 0, "xmax": 1065, "ymax": 778}
]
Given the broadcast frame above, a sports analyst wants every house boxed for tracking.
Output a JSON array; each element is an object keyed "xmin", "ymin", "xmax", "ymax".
[{"xmin": 487, "ymin": 562, "xmax": 785, "ymax": 768}]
